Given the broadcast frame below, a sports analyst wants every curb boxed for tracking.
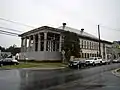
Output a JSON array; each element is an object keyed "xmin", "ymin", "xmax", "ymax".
[
  {"xmin": 21, "ymin": 67, "xmax": 66, "ymax": 70},
  {"xmin": 0, "ymin": 67, "xmax": 67, "ymax": 71},
  {"xmin": 112, "ymin": 68, "xmax": 120, "ymax": 77}
]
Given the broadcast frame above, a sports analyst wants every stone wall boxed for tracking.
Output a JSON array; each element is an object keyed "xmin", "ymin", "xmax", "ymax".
[{"xmin": 19, "ymin": 51, "xmax": 61, "ymax": 61}]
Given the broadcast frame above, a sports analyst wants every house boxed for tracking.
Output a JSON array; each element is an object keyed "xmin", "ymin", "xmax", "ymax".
[
  {"xmin": 19, "ymin": 23, "xmax": 112, "ymax": 61},
  {"xmin": 0, "ymin": 51, "xmax": 11, "ymax": 58}
]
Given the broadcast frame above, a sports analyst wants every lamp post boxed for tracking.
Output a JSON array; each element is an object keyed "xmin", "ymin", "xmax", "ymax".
[{"xmin": 61, "ymin": 50, "xmax": 65, "ymax": 63}]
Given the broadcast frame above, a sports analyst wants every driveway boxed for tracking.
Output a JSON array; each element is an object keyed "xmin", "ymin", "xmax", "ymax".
[{"xmin": 0, "ymin": 63, "xmax": 120, "ymax": 90}]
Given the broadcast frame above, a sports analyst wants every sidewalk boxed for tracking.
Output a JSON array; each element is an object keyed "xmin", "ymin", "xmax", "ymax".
[
  {"xmin": 0, "ymin": 66, "xmax": 67, "ymax": 71},
  {"xmin": 21, "ymin": 66, "xmax": 66, "ymax": 70},
  {"xmin": 112, "ymin": 68, "xmax": 120, "ymax": 77}
]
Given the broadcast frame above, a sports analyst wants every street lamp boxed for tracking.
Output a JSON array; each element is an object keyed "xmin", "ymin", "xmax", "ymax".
[{"xmin": 61, "ymin": 50, "xmax": 65, "ymax": 63}]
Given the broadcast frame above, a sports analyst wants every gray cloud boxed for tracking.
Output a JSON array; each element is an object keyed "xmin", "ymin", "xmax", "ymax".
[{"xmin": 0, "ymin": 0, "xmax": 120, "ymax": 47}]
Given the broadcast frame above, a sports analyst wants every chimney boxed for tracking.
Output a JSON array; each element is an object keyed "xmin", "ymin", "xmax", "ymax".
[
  {"xmin": 62, "ymin": 23, "xmax": 66, "ymax": 30},
  {"xmin": 81, "ymin": 28, "xmax": 84, "ymax": 32},
  {"xmin": 80, "ymin": 28, "xmax": 84, "ymax": 34}
]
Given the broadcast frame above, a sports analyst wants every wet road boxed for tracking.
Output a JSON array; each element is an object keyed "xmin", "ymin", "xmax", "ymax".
[{"xmin": 0, "ymin": 63, "xmax": 120, "ymax": 90}]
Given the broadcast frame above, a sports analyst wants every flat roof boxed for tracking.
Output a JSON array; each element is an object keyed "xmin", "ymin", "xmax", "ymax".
[{"xmin": 19, "ymin": 26, "xmax": 113, "ymax": 44}]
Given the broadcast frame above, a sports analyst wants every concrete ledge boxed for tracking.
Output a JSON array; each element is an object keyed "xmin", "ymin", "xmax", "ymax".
[
  {"xmin": 0, "ymin": 67, "xmax": 67, "ymax": 71},
  {"xmin": 21, "ymin": 67, "xmax": 66, "ymax": 70},
  {"xmin": 112, "ymin": 68, "xmax": 120, "ymax": 77},
  {"xmin": 18, "ymin": 60, "xmax": 62, "ymax": 63}
]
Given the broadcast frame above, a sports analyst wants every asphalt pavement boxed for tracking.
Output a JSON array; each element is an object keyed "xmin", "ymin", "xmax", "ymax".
[{"xmin": 0, "ymin": 63, "xmax": 120, "ymax": 90}]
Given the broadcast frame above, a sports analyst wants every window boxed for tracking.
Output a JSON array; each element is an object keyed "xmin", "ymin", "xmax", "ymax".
[
  {"xmin": 88, "ymin": 53, "xmax": 89, "ymax": 58},
  {"xmin": 80, "ymin": 39, "xmax": 82, "ymax": 48},
  {"xmin": 92, "ymin": 42, "xmax": 94, "ymax": 49},
  {"xmin": 82, "ymin": 53, "xmax": 84, "ymax": 58},
  {"xmin": 91, "ymin": 42, "xmax": 93, "ymax": 49},
  {"xmin": 94, "ymin": 43, "xmax": 97, "ymax": 50},
  {"xmin": 83, "ymin": 41, "xmax": 86, "ymax": 49},
  {"xmin": 85, "ymin": 53, "xmax": 86, "ymax": 58},
  {"xmin": 84, "ymin": 41, "xmax": 85, "ymax": 49},
  {"xmin": 90, "ymin": 42, "xmax": 91, "ymax": 49},
  {"xmin": 35, "ymin": 35, "xmax": 38, "ymax": 51},
  {"xmin": 96, "ymin": 43, "xmax": 99, "ymax": 50},
  {"xmin": 94, "ymin": 58, "xmax": 97, "ymax": 60},
  {"xmin": 83, "ymin": 41, "xmax": 85, "ymax": 48},
  {"xmin": 40, "ymin": 41, "xmax": 44, "ymax": 51},
  {"xmin": 87, "ymin": 41, "xmax": 89, "ymax": 49},
  {"xmin": 82, "ymin": 40, "xmax": 83, "ymax": 48}
]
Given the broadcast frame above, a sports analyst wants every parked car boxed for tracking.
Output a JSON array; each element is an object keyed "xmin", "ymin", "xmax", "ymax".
[
  {"xmin": 85, "ymin": 57, "xmax": 103, "ymax": 66},
  {"xmin": 105, "ymin": 59, "xmax": 112, "ymax": 64},
  {"xmin": 112, "ymin": 58, "xmax": 120, "ymax": 63},
  {"xmin": 68, "ymin": 59, "xmax": 86, "ymax": 68},
  {"xmin": 101, "ymin": 59, "xmax": 107, "ymax": 65},
  {"xmin": 0, "ymin": 58, "xmax": 19, "ymax": 66},
  {"xmin": 68, "ymin": 60, "xmax": 80, "ymax": 68}
]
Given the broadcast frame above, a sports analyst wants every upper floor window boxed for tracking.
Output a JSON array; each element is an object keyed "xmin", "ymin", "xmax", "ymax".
[
  {"xmin": 83, "ymin": 40, "xmax": 86, "ymax": 49},
  {"xmin": 90, "ymin": 42, "xmax": 91, "ymax": 49},
  {"xmin": 82, "ymin": 40, "xmax": 83, "ymax": 48},
  {"xmin": 87, "ymin": 41, "xmax": 89, "ymax": 49}
]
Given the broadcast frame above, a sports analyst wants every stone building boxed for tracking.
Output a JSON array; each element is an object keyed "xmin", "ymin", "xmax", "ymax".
[
  {"xmin": 19, "ymin": 26, "xmax": 64, "ymax": 60},
  {"xmin": 19, "ymin": 24, "xmax": 112, "ymax": 61}
]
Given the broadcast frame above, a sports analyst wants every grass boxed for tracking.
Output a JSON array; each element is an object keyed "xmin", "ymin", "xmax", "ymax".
[{"xmin": 0, "ymin": 62, "xmax": 67, "ymax": 69}]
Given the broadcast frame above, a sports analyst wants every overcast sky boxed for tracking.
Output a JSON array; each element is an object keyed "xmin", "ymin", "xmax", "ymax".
[{"xmin": 0, "ymin": 0, "xmax": 120, "ymax": 47}]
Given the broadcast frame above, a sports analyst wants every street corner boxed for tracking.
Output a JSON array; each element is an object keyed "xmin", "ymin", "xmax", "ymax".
[{"xmin": 112, "ymin": 68, "xmax": 120, "ymax": 77}]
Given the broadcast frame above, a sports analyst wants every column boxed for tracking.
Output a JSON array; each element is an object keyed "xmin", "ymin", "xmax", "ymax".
[
  {"xmin": 44, "ymin": 32, "xmax": 47, "ymax": 51},
  {"xmin": 21, "ymin": 38, "xmax": 24, "ymax": 52},
  {"xmin": 38, "ymin": 34, "xmax": 41, "ymax": 51},
  {"xmin": 25, "ymin": 38, "xmax": 27, "ymax": 52},
  {"xmin": 50, "ymin": 40, "xmax": 52, "ymax": 52},
  {"xmin": 33, "ymin": 35, "xmax": 35, "ymax": 51},
  {"xmin": 105, "ymin": 45, "xmax": 107, "ymax": 59},
  {"xmin": 51, "ymin": 41, "xmax": 53, "ymax": 51},
  {"xmin": 28, "ymin": 36, "xmax": 31, "ymax": 52},
  {"xmin": 59, "ymin": 35, "xmax": 62, "ymax": 52}
]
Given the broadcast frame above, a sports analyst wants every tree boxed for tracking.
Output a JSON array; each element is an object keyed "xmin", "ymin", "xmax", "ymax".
[
  {"xmin": 111, "ymin": 41, "xmax": 120, "ymax": 59},
  {"xmin": 62, "ymin": 31, "xmax": 80, "ymax": 62},
  {"xmin": 0, "ymin": 46, "xmax": 6, "ymax": 52},
  {"xmin": 6, "ymin": 45, "xmax": 20, "ymax": 56}
]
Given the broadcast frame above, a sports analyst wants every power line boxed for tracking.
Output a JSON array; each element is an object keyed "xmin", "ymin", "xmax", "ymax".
[
  {"xmin": 0, "ymin": 17, "xmax": 120, "ymax": 33},
  {"xmin": 101, "ymin": 25, "xmax": 120, "ymax": 32},
  {"xmin": 0, "ymin": 32, "xmax": 18, "ymax": 37},
  {"xmin": 0, "ymin": 17, "xmax": 35, "ymax": 28},
  {"xmin": 0, "ymin": 26, "xmax": 23, "ymax": 33},
  {"xmin": 0, "ymin": 29, "xmax": 19, "ymax": 35}
]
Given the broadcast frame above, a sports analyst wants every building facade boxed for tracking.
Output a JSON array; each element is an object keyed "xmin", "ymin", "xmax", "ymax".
[
  {"xmin": 19, "ymin": 26, "xmax": 64, "ymax": 60},
  {"xmin": 19, "ymin": 25, "xmax": 112, "ymax": 61},
  {"xmin": 111, "ymin": 41, "xmax": 120, "ymax": 59}
]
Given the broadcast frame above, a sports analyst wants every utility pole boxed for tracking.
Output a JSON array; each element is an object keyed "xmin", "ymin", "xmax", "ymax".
[{"xmin": 98, "ymin": 25, "xmax": 101, "ymax": 57}]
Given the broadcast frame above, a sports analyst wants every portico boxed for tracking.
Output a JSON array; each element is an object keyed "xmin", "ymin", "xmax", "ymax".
[{"xmin": 19, "ymin": 26, "xmax": 64, "ymax": 60}]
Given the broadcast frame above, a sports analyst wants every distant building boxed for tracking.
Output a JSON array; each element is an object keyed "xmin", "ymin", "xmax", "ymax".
[
  {"xmin": 0, "ymin": 51, "xmax": 11, "ymax": 58},
  {"xmin": 111, "ymin": 41, "xmax": 120, "ymax": 59},
  {"xmin": 19, "ymin": 24, "xmax": 112, "ymax": 61}
]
